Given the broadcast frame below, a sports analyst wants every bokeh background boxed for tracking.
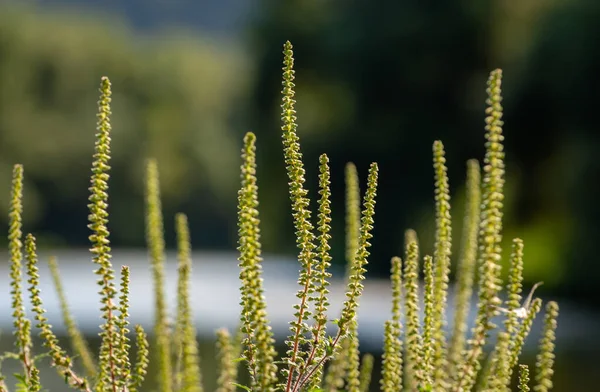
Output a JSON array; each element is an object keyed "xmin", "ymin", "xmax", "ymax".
[{"xmin": 1, "ymin": 0, "xmax": 599, "ymax": 391}]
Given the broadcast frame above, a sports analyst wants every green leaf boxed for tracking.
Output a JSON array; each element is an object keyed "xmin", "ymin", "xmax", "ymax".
[{"xmin": 231, "ymin": 382, "xmax": 252, "ymax": 391}]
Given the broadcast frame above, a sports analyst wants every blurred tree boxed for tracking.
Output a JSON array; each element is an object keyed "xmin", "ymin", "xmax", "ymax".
[
  {"xmin": 501, "ymin": 0, "xmax": 600, "ymax": 303},
  {"xmin": 2, "ymin": 0, "xmax": 599, "ymax": 306},
  {"xmin": 0, "ymin": 5, "xmax": 248, "ymax": 250},
  {"xmin": 245, "ymin": 0, "xmax": 600, "ymax": 306}
]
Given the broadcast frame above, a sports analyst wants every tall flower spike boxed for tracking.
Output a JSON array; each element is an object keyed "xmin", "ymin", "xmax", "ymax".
[
  {"xmin": 305, "ymin": 164, "xmax": 376, "ymax": 392},
  {"xmin": 215, "ymin": 329, "xmax": 238, "ymax": 392},
  {"xmin": 280, "ymin": 40, "xmax": 319, "ymax": 391},
  {"xmin": 448, "ymin": 159, "xmax": 481, "ymax": 380},
  {"xmin": 306, "ymin": 154, "xmax": 334, "ymax": 388},
  {"xmin": 487, "ymin": 331, "xmax": 512, "ymax": 391},
  {"xmin": 48, "ymin": 257, "xmax": 97, "ymax": 378},
  {"xmin": 380, "ymin": 320, "xmax": 402, "ymax": 392},
  {"xmin": 309, "ymin": 162, "xmax": 377, "ymax": 392},
  {"xmin": 519, "ymin": 364, "xmax": 531, "ymax": 392},
  {"xmin": 174, "ymin": 213, "xmax": 203, "ymax": 392},
  {"xmin": 484, "ymin": 237, "xmax": 527, "ymax": 389},
  {"xmin": 338, "ymin": 162, "xmax": 378, "ymax": 334},
  {"xmin": 403, "ymin": 234, "xmax": 422, "ymax": 387},
  {"xmin": 509, "ymin": 298, "xmax": 543, "ymax": 370},
  {"xmin": 8, "ymin": 164, "xmax": 34, "ymax": 383},
  {"xmin": 390, "ymin": 256, "xmax": 403, "ymax": 326},
  {"xmin": 128, "ymin": 325, "xmax": 149, "ymax": 392},
  {"xmin": 322, "ymin": 162, "xmax": 361, "ymax": 392},
  {"xmin": 237, "ymin": 141, "xmax": 257, "ymax": 384},
  {"xmin": 322, "ymin": 336, "xmax": 347, "ymax": 391},
  {"xmin": 421, "ymin": 255, "xmax": 435, "ymax": 388},
  {"xmin": 474, "ymin": 351, "xmax": 495, "ymax": 391},
  {"xmin": 358, "ymin": 353, "xmax": 374, "ymax": 392},
  {"xmin": 88, "ymin": 76, "xmax": 119, "ymax": 392},
  {"xmin": 534, "ymin": 301, "xmax": 558, "ymax": 392},
  {"xmin": 28, "ymin": 368, "xmax": 41, "ymax": 392},
  {"xmin": 115, "ymin": 266, "xmax": 132, "ymax": 389},
  {"xmin": 385, "ymin": 256, "xmax": 403, "ymax": 390},
  {"xmin": 16, "ymin": 228, "xmax": 38, "ymax": 391},
  {"xmin": 144, "ymin": 158, "xmax": 173, "ymax": 392},
  {"xmin": 432, "ymin": 140, "xmax": 452, "ymax": 388},
  {"xmin": 26, "ymin": 234, "xmax": 90, "ymax": 391},
  {"xmin": 506, "ymin": 239, "xmax": 525, "ymax": 334},
  {"xmin": 404, "ymin": 229, "xmax": 420, "ymax": 267},
  {"xmin": 237, "ymin": 132, "xmax": 277, "ymax": 391},
  {"xmin": 346, "ymin": 326, "xmax": 362, "ymax": 392},
  {"xmin": 494, "ymin": 238, "xmax": 526, "ymax": 386},
  {"xmin": 341, "ymin": 161, "xmax": 363, "ymax": 392},
  {"xmin": 478, "ymin": 67, "xmax": 506, "ymax": 320},
  {"xmin": 345, "ymin": 162, "xmax": 361, "ymax": 277},
  {"xmin": 404, "ymin": 227, "xmax": 421, "ymax": 390},
  {"xmin": 454, "ymin": 68, "xmax": 506, "ymax": 391}
]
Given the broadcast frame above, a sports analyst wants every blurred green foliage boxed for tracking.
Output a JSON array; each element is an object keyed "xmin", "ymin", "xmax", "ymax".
[
  {"xmin": 1, "ymin": 1, "xmax": 599, "ymax": 304},
  {"xmin": 0, "ymin": 5, "xmax": 248, "ymax": 248},
  {"xmin": 245, "ymin": 0, "xmax": 600, "ymax": 302}
]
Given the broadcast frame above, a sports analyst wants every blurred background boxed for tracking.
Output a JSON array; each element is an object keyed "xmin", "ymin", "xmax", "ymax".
[{"xmin": 1, "ymin": 0, "xmax": 599, "ymax": 391}]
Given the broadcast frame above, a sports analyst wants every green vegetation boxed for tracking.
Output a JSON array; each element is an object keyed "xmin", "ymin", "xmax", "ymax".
[
  {"xmin": 0, "ymin": 5, "xmax": 245, "ymax": 248},
  {"xmin": 1, "ymin": 42, "xmax": 558, "ymax": 391}
]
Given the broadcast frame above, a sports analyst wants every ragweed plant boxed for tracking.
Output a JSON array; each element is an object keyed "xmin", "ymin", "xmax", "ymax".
[
  {"xmin": 2, "ymin": 42, "xmax": 559, "ymax": 392},
  {"xmin": 2, "ymin": 77, "xmax": 150, "ymax": 392}
]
